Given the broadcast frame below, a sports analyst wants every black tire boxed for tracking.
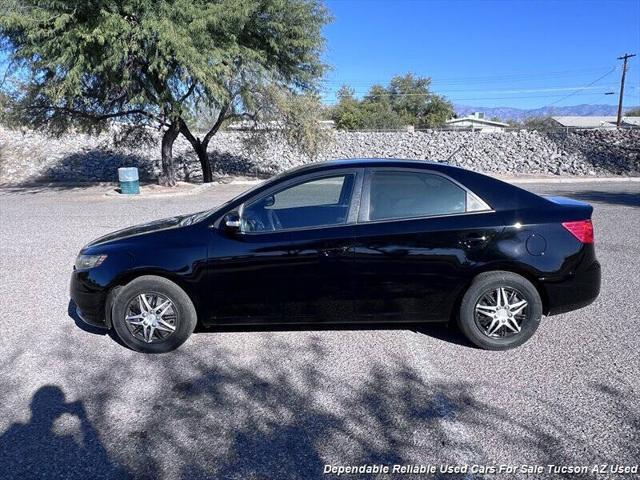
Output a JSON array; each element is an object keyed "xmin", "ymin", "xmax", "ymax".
[
  {"xmin": 111, "ymin": 275, "xmax": 197, "ymax": 353},
  {"xmin": 458, "ymin": 271, "xmax": 543, "ymax": 351}
]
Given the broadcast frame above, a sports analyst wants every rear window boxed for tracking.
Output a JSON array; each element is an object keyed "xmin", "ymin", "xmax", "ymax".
[{"xmin": 368, "ymin": 171, "xmax": 468, "ymax": 221}]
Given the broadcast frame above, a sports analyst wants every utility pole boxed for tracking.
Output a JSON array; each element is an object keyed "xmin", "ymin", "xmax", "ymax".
[{"xmin": 616, "ymin": 53, "xmax": 636, "ymax": 127}]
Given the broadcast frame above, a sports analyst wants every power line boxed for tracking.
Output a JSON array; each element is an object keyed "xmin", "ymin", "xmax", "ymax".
[
  {"xmin": 429, "ymin": 85, "xmax": 621, "ymax": 94},
  {"xmin": 323, "ymin": 89, "xmax": 635, "ymax": 101},
  {"xmin": 324, "ymin": 84, "xmax": 626, "ymax": 96},
  {"xmin": 527, "ymin": 67, "xmax": 617, "ymax": 107},
  {"xmin": 444, "ymin": 91, "xmax": 635, "ymax": 102}
]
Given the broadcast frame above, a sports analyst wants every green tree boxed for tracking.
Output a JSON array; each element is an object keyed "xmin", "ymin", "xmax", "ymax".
[
  {"xmin": 0, "ymin": 0, "xmax": 330, "ymax": 185},
  {"xmin": 625, "ymin": 107, "xmax": 640, "ymax": 116},
  {"xmin": 331, "ymin": 85, "xmax": 362, "ymax": 130},
  {"xmin": 243, "ymin": 85, "xmax": 330, "ymax": 160},
  {"xmin": 420, "ymin": 95, "xmax": 454, "ymax": 128},
  {"xmin": 331, "ymin": 73, "xmax": 453, "ymax": 131},
  {"xmin": 387, "ymin": 73, "xmax": 451, "ymax": 127},
  {"xmin": 358, "ymin": 84, "xmax": 403, "ymax": 130}
]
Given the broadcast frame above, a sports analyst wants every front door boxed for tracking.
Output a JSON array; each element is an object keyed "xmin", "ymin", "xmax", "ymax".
[{"xmin": 206, "ymin": 170, "xmax": 361, "ymax": 324}]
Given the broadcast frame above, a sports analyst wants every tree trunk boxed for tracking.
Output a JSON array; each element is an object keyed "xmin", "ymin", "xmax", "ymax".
[
  {"xmin": 159, "ymin": 123, "xmax": 180, "ymax": 187},
  {"xmin": 195, "ymin": 142, "xmax": 214, "ymax": 183},
  {"xmin": 178, "ymin": 106, "xmax": 230, "ymax": 183}
]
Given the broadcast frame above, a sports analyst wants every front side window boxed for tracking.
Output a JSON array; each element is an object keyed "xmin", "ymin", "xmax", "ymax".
[
  {"xmin": 368, "ymin": 171, "xmax": 474, "ymax": 221},
  {"xmin": 242, "ymin": 175, "xmax": 355, "ymax": 232}
]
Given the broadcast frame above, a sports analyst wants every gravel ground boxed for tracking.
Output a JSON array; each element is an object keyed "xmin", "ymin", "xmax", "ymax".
[{"xmin": 0, "ymin": 180, "xmax": 638, "ymax": 480}]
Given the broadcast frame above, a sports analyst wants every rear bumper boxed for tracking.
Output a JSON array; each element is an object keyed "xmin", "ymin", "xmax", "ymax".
[
  {"xmin": 543, "ymin": 260, "xmax": 601, "ymax": 316},
  {"xmin": 69, "ymin": 269, "xmax": 109, "ymax": 328}
]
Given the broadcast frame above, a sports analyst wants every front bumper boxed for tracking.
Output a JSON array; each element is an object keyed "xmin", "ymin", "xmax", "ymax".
[
  {"xmin": 74, "ymin": 304, "xmax": 109, "ymax": 329},
  {"xmin": 69, "ymin": 269, "xmax": 110, "ymax": 328},
  {"xmin": 543, "ymin": 259, "xmax": 601, "ymax": 316}
]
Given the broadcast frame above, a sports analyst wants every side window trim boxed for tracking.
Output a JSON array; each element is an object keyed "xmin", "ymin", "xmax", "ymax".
[
  {"xmin": 358, "ymin": 167, "xmax": 493, "ymax": 224},
  {"xmin": 239, "ymin": 168, "xmax": 364, "ymax": 234},
  {"xmin": 357, "ymin": 168, "xmax": 374, "ymax": 223}
]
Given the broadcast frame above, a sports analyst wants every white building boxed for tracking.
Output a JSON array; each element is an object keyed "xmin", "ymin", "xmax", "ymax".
[
  {"xmin": 551, "ymin": 116, "xmax": 640, "ymax": 129},
  {"xmin": 445, "ymin": 112, "xmax": 509, "ymax": 132}
]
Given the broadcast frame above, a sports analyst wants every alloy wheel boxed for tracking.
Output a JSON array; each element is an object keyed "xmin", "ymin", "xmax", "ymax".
[
  {"xmin": 124, "ymin": 293, "xmax": 178, "ymax": 343},
  {"xmin": 474, "ymin": 287, "xmax": 528, "ymax": 339}
]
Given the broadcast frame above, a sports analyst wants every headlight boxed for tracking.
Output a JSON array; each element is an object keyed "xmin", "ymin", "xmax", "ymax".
[{"xmin": 75, "ymin": 254, "xmax": 107, "ymax": 270}]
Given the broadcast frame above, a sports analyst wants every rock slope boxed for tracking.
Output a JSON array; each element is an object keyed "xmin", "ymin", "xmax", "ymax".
[{"xmin": 1, "ymin": 127, "xmax": 638, "ymax": 184}]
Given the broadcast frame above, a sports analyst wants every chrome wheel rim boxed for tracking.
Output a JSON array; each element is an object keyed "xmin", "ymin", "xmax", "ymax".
[
  {"xmin": 124, "ymin": 293, "xmax": 178, "ymax": 343},
  {"xmin": 474, "ymin": 287, "xmax": 528, "ymax": 339}
]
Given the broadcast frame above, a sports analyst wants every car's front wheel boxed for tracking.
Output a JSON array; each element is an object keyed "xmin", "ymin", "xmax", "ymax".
[
  {"xmin": 458, "ymin": 271, "xmax": 542, "ymax": 350},
  {"xmin": 112, "ymin": 275, "xmax": 197, "ymax": 353}
]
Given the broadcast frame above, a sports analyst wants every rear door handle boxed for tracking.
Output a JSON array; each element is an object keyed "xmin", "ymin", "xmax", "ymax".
[
  {"xmin": 459, "ymin": 234, "xmax": 489, "ymax": 247},
  {"xmin": 321, "ymin": 246, "xmax": 351, "ymax": 257}
]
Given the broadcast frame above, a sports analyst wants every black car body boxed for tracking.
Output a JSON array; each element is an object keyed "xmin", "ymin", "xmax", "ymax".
[{"xmin": 70, "ymin": 159, "xmax": 600, "ymax": 352}]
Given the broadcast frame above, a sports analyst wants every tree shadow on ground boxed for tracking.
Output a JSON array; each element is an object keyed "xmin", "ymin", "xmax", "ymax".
[
  {"xmin": 0, "ymin": 181, "xmax": 118, "ymax": 194},
  {"xmin": 32, "ymin": 333, "xmax": 640, "ymax": 480},
  {"xmin": 197, "ymin": 321, "xmax": 476, "ymax": 349}
]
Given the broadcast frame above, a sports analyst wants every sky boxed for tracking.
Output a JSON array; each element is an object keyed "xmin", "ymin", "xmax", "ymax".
[
  {"xmin": 1, "ymin": 0, "xmax": 638, "ymax": 111},
  {"xmin": 322, "ymin": 0, "xmax": 640, "ymax": 108}
]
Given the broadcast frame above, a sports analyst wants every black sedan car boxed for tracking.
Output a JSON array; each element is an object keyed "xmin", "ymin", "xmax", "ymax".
[{"xmin": 70, "ymin": 159, "xmax": 600, "ymax": 353}]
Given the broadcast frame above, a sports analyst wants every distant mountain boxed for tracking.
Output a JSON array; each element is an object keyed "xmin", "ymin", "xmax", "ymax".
[{"xmin": 453, "ymin": 104, "xmax": 640, "ymax": 122}]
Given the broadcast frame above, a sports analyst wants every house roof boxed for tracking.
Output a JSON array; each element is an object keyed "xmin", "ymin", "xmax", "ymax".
[
  {"xmin": 445, "ymin": 116, "xmax": 509, "ymax": 127},
  {"xmin": 551, "ymin": 116, "xmax": 640, "ymax": 128}
]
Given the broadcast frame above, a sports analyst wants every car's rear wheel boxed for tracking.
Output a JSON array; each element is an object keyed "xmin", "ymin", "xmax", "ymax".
[
  {"xmin": 112, "ymin": 275, "xmax": 197, "ymax": 353},
  {"xmin": 458, "ymin": 271, "xmax": 542, "ymax": 350}
]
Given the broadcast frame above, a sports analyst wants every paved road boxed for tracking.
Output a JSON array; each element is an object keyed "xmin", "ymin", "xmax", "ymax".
[{"xmin": 0, "ymin": 180, "xmax": 638, "ymax": 479}]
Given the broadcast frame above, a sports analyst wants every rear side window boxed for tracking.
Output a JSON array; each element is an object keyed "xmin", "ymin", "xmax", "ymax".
[{"xmin": 368, "ymin": 171, "xmax": 470, "ymax": 221}]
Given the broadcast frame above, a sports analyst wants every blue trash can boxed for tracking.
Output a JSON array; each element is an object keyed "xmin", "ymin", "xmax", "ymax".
[{"xmin": 118, "ymin": 167, "xmax": 140, "ymax": 195}]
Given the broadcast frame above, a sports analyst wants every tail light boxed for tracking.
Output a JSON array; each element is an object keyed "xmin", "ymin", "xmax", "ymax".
[{"xmin": 562, "ymin": 220, "xmax": 594, "ymax": 243}]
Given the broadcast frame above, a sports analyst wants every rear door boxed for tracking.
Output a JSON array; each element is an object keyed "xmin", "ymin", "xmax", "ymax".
[{"xmin": 352, "ymin": 168, "xmax": 502, "ymax": 322}]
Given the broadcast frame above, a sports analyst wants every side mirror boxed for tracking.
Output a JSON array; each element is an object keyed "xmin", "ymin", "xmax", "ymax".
[
  {"xmin": 263, "ymin": 195, "xmax": 275, "ymax": 208},
  {"xmin": 222, "ymin": 212, "xmax": 241, "ymax": 233}
]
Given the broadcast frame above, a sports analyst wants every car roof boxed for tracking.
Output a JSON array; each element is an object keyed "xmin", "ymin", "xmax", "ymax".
[
  {"xmin": 287, "ymin": 158, "xmax": 446, "ymax": 173},
  {"xmin": 280, "ymin": 158, "xmax": 480, "ymax": 182}
]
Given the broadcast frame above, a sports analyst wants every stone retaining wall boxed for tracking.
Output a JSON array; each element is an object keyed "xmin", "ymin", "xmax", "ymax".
[{"xmin": 0, "ymin": 127, "xmax": 638, "ymax": 184}]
